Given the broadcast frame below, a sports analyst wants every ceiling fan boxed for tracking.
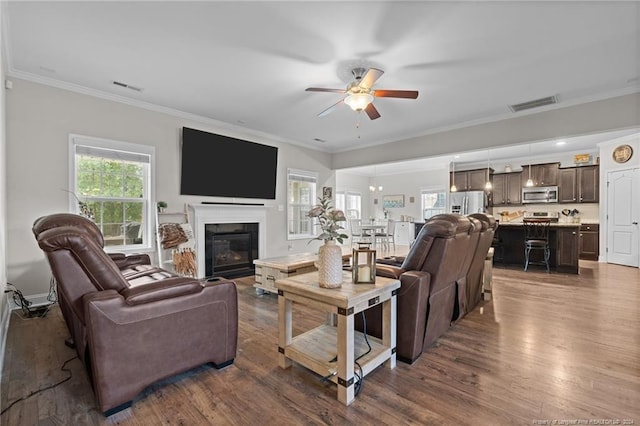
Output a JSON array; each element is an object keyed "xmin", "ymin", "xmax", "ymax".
[{"xmin": 305, "ymin": 67, "xmax": 419, "ymax": 120}]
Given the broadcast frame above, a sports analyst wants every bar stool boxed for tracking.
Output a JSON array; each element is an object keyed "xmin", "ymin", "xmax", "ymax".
[{"xmin": 523, "ymin": 218, "xmax": 551, "ymax": 272}]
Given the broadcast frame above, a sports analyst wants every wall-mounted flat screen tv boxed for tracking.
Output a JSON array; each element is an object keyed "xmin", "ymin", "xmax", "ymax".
[{"xmin": 180, "ymin": 127, "xmax": 278, "ymax": 199}]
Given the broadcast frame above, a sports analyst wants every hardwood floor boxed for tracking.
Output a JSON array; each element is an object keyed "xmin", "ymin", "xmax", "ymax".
[{"xmin": 1, "ymin": 259, "xmax": 639, "ymax": 425}]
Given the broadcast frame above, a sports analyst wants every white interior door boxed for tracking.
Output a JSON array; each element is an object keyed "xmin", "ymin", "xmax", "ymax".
[{"xmin": 606, "ymin": 168, "xmax": 640, "ymax": 267}]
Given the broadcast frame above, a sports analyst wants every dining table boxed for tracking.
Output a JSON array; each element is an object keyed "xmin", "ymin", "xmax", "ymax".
[{"xmin": 360, "ymin": 223, "xmax": 387, "ymax": 250}]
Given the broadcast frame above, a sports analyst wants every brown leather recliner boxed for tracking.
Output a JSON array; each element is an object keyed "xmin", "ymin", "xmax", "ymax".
[
  {"xmin": 465, "ymin": 213, "xmax": 498, "ymax": 314},
  {"xmin": 32, "ymin": 213, "xmax": 238, "ymax": 416},
  {"xmin": 451, "ymin": 215, "xmax": 482, "ymax": 321},
  {"xmin": 357, "ymin": 213, "xmax": 475, "ymax": 363}
]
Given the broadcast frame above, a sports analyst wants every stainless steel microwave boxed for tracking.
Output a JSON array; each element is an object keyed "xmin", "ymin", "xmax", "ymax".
[{"xmin": 521, "ymin": 186, "xmax": 558, "ymax": 204}]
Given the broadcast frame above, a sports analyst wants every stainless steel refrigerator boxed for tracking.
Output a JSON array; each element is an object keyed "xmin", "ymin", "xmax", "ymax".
[{"xmin": 448, "ymin": 191, "xmax": 487, "ymax": 215}]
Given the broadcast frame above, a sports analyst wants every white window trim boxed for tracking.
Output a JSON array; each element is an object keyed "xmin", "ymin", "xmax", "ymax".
[
  {"xmin": 287, "ymin": 168, "xmax": 318, "ymax": 241},
  {"xmin": 336, "ymin": 189, "xmax": 363, "ymax": 219},
  {"xmin": 69, "ymin": 134, "xmax": 156, "ymax": 253},
  {"xmin": 420, "ymin": 186, "xmax": 447, "ymax": 220}
]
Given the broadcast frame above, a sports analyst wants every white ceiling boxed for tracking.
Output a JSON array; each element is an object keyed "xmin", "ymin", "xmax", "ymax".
[{"xmin": 3, "ymin": 1, "xmax": 639, "ymax": 164}]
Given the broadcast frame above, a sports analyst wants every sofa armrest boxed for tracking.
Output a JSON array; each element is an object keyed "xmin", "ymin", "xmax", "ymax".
[
  {"xmin": 109, "ymin": 253, "xmax": 151, "ymax": 269},
  {"xmin": 83, "ymin": 280, "xmax": 238, "ymax": 413},
  {"xmin": 395, "ymin": 270, "xmax": 432, "ymax": 363},
  {"xmin": 376, "ymin": 256, "xmax": 405, "ymax": 267},
  {"xmin": 356, "ymin": 269, "xmax": 431, "ymax": 363},
  {"xmin": 375, "ymin": 263, "xmax": 406, "ymax": 279},
  {"xmin": 120, "ymin": 277, "xmax": 205, "ymax": 305}
]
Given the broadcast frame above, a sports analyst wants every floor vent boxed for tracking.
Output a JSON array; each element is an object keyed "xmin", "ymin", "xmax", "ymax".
[{"xmin": 509, "ymin": 95, "xmax": 557, "ymax": 112}]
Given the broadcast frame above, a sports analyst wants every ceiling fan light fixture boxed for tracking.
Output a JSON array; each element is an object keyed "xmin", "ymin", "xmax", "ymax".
[{"xmin": 344, "ymin": 93, "xmax": 374, "ymax": 111}]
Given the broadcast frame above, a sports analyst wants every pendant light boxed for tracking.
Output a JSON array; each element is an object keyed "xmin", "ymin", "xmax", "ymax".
[
  {"xmin": 369, "ymin": 165, "xmax": 383, "ymax": 192},
  {"xmin": 526, "ymin": 144, "xmax": 534, "ymax": 187},
  {"xmin": 484, "ymin": 149, "xmax": 492, "ymax": 190},
  {"xmin": 450, "ymin": 160, "xmax": 457, "ymax": 192}
]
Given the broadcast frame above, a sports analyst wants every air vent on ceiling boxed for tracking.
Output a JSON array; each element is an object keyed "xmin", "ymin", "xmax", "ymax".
[
  {"xmin": 112, "ymin": 80, "xmax": 143, "ymax": 92},
  {"xmin": 509, "ymin": 95, "xmax": 557, "ymax": 112}
]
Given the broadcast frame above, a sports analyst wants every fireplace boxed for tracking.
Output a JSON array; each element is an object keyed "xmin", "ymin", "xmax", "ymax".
[
  {"xmin": 205, "ymin": 223, "xmax": 258, "ymax": 278},
  {"xmin": 189, "ymin": 204, "xmax": 268, "ymax": 279}
]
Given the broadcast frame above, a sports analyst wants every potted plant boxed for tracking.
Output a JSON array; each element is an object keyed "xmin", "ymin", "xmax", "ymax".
[
  {"xmin": 307, "ymin": 195, "xmax": 348, "ymax": 288},
  {"xmin": 157, "ymin": 201, "xmax": 168, "ymax": 213}
]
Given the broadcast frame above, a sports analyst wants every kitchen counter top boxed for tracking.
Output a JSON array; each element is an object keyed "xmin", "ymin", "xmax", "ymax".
[{"xmin": 498, "ymin": 221, "xmax": 581, "ymax": 228}]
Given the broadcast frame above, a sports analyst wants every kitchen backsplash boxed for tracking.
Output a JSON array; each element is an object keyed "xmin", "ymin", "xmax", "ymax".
[{"xmin": 490, "ymin": 203, "xmax": 600, "ymax": 223}]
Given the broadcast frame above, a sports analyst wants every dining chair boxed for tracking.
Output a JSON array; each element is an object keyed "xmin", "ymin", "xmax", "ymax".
[
  {"xmin": 349, "ymin": 218, "xmax": 370, "ymax": 247},
  {"xmin": 523, "ymin": 218, "xmax": 551, "ymax": 272},
  {"xmin": 375, "ymin": 219, "xmax": 396, "ymax": 252}
]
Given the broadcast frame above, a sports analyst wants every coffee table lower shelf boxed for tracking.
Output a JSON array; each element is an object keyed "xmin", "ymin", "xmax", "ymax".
[
  {"xmin": 283, "ymin": 324, "xmax": 394, "ymax": 383},
  {"xmin": 276, "ymin": 271, "xmax": 399, "ymax": 405}
]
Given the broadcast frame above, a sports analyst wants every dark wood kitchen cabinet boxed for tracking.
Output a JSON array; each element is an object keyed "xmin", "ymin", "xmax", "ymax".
[
  {"xmin": 450, "ymin": 168, "xmax": 492, "ymax": 192},
  {"xmin": 557, "ymin": 227, "xmax": 580, "ymax": 274},
  {"xmin": 492, "ymin": 224, "xmax": 580, "ymax": 274},
  {"xmin": 558, "ymin": 165, "xmax": 599, "ymax": 203},
  {"xmin": 491, "ymin": 172, "xmax": 522, "ymax": 206},
  {"xmin": 579, "ymin": 224, "xmax": 599, "ymax": 260},
  {"xmin": 521, "ymin": 162, "xmax": 560, "ymax": 187}
]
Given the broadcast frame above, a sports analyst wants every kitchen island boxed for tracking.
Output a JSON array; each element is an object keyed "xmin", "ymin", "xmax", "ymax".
[{"xmin": 494, "ymin": 222, "xmax": 581, "ymax": 274}]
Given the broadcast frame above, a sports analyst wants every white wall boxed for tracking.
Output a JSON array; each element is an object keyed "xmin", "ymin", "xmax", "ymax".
[
  {"xmin": 6, "ymin": 77, "xmax": 640, "ymax": 298},
  {"xmin": 337, "ymin": 166, "xmax": 449, "ymax": 223},
  {"xmin": 6, "ymin": 78, "xmax": 334, "ymax": 296},
  {"xmin": 333, "ymin": 93, "xmax": 640, "ymax": 170},
  {"xmin": 0, "ymin": 1, "xmax": 9, "ymax": 376}
]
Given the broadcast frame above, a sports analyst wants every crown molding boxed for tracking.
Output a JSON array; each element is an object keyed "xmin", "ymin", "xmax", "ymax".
[{"xmin": 5, "ymin": 68, "xmax": 321, "ymax": 153}]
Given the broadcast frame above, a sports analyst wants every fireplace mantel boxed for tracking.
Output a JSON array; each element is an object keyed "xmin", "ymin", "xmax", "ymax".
[{"xmin": 189, "ymin": 204, "xmax": 267, "ymax": 278}]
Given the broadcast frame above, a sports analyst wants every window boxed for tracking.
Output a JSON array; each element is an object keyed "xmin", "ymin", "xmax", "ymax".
[
  {"xmin": 70, "ymin": 135, "xmax": 155, "ymax": 251},
  {"xmin": 335, "ymin": 191, "xmax": 362, "ymax": 219},
  {"xmin": 287, "ymin": 168, "xmax": 317, "ymax": 240},
  {"xmin": 421, "ymin": 189, "xmax": 446, "ymax": 220}
]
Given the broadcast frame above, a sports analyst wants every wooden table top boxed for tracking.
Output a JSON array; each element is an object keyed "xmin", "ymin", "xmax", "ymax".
[
  {"xmin": 253, "ymin": 251, "xmax": 351, "ymax": 271},
  {"xmin": 275, "ymin": 270, "xmax": 400, "ymax": 309}
]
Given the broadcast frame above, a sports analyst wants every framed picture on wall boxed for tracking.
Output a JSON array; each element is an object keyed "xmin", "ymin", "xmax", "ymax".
[
  {"xmin": 382, "ymin": 194, "xmax": 405, "ymax": 208},
  {"xmin": 322, "ymin": 186, "xmax": 333, "ymax": 199}
]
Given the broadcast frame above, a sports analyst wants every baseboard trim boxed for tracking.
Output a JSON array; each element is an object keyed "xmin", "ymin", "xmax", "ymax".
[
  {"xmin": 7, "ymin": 291, "xmax": 51, "ymax": 310},
  {"xmin": 0, "ymin": 295, "xmax": 13, "ymax": 383}
]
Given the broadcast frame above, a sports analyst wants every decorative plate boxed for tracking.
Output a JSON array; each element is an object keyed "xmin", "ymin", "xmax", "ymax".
[{"xmin": 612, "ymin": 144, "xmax": 633, "ymax": 164}]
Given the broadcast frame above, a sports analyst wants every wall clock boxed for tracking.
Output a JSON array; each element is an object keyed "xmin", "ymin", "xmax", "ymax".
[{"xmin": 612, "ymin": 144, "xmax": 633, "ymax": 164}]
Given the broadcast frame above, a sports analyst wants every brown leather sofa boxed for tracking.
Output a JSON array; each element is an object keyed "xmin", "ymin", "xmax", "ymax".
[
  {"xmin": 32, "ymin": 213, "xmax": 238, "ymax": 416},
  {"xmin": 452, "ymin": 215, "xmax": 482, "ymax": 321},
  {"xmin": 464, "ymin": 213, "xmax": 498, "ymax": 316},
  {"xmin": 378, "ymin": 213, "xmax": 496, "ymax": 322},
  {"xmin": 357, "ymin": 213, "xmax": 476, "ymax": 363}
]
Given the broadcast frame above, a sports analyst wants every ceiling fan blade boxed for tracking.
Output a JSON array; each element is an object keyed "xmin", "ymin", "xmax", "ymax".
[
  {"xmin": 364, "ymin": 103, "xmax": 381, "ymax": 120},
  {"xmin": 373, "ymin": 90, "xmax": 419, "ymax": 99},
  {"xmin": 358, "ymin": 68, "xmax": 384, "ymax": 89},
  {"xmin": 318, "ymin": 99, "xmax": 344, "ymax": 117},
  {"xmin": 306, "ymin": 87, "xmax": 346, "ymax": 93}
]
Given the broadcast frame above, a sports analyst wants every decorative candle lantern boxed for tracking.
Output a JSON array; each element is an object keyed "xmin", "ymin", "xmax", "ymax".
[{"xmin": 352, "ymin": 242, "xmax": 376, "ymax": 284}]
